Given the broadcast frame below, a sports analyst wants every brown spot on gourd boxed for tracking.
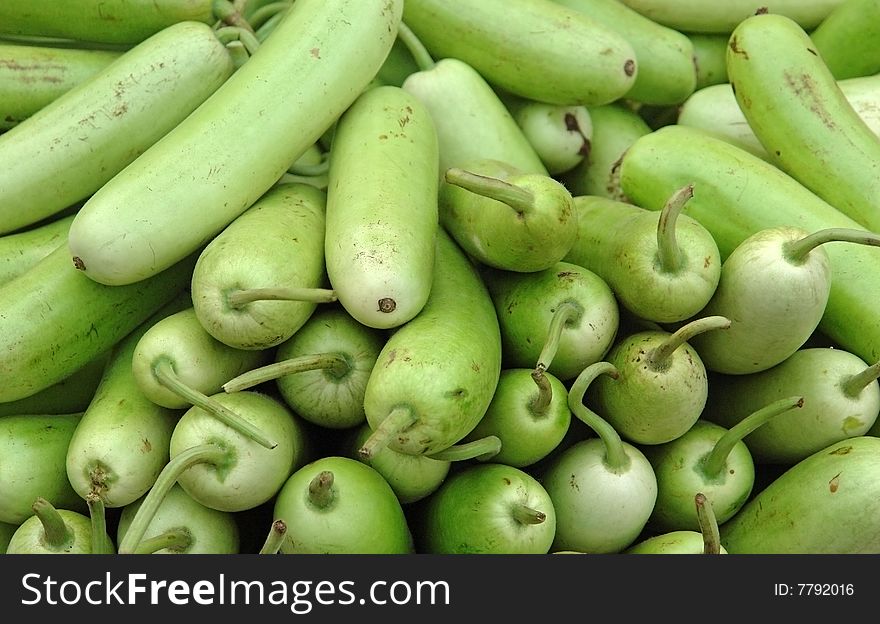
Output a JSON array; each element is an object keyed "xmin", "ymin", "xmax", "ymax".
[
  {"xmin": 807, "ymin": 47, "xmax": 818, "ymax": 56},
  {"xmin": 503, "ymin": 477, "xmax": 511, "ymax": 485},
  {"xmin": 829, "ymin": 473, "xmax": 841, "ymax": 493},
  {"xmin": 141, "ymin": 438, "xmax": 152, "ymax": 453},
  {"xmin": 830, "ymin": 445, "xmax": 853, "ymax": 456},
  {"xmin": 310, "ymin": 48, "xmax": 321, "ymax": 59},
  {"xmin": 384, "ymin": 349, "xmax": 397, "ymax": 366},
  {"xmin": 728, "ymin": 36, "xmax": 749, "ymax": 59}
]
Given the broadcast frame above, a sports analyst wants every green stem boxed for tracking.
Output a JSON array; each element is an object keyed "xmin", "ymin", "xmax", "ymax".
[
  {"xmin": 118, "ymin": 443, "xmax": 230, "ymax": 554},
  {"xmin": 426, "ymin": 435, "xmax": 502, "ymax": 462},
  {"xmin": 308, "ymin": 471, "xmax": 335, "ymax": 509},
  {"xmin": 223, "ymin": 353, "xmax": 350, "ymax": 393},
  {"xmin": 133, "ymin": 528, "xmax": 193, "ymax": 554},
  {"xmin": 528, "ymin": 367, "xmax": 553, "ymax": 415},
  {"xmin": 246, "ymin": 1, "xmax": 291, "ymax": 30},
  {"xmin": 32, "ymin": 498, "xmax": 73, "ymax": 551},
  {"xmin": 255, "ymin": 9, "xmax": 286, "ymax": 42},
  {"xmin": 288, "ymin": 157, "xmax": 329, "ymax": 177},
  {"xmin": 259, "ymin": 520, "xmax": 288, "ymax": 554},
  {"xmin": 153, "ymin": 358, "xmax": 277, "ymax": 449},
  {"xmin": 840, "ymin": 359, "xmax": 880, "ymax": 398},
  {"xmin": 655, "ymin": 183, "xmax": 694, "ymax": 274},
  {"xmin": 86, "ymin": 491, "xmax": 112, "ymax": 554},
  {"xmin": 444, "ymin": 168, "xmax": 535, "ymax": 215},
  {"xmin": 357, "ymin": 406, "xmax": 418, "ymax": 460},
  {"xmin": 275, "ymin": 172, "xmax": 328, "ymax": 190},
  {"xmin": 784, "ymin": 227, "xmax": 880, "ymax": 264},
  {"xmin": 567, "ymin": 362, "xmax": 630, "ymax": 472},
  {"xmin": 702, "ymin": 396, "xmax": 804, "ymax": 478},
  {"xmin": 213, "ymin": 0, "xmax": 256, "ymax": 32},
  {"xmin": 227, "ymin": 287, "xmax": 337, "ymax": 308},
  {"xmin": 646, "ymin": 315, "xmax": 731, "ymax": 371},
  {"xmin": 396, "ymin": 21, "xmax": 435, "ymax": 72},
  {"xmin": 511, "ymin": 504, "xmax": 546, "ymax": 526},
  {"xmin": 694, "ymin": 493, "xmax": 721, "ymax": 555},
  {"xmin": 535, "ymin": 301, "xmax": 582, "ymax": 372}
]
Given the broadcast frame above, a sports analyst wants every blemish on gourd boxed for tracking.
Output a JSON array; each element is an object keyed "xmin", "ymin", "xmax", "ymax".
[
  {"xmin": 141, "ymin": 438, "xmax": 152, "ymax": 453},
  {"xmin": 624, "ymin": 59, "xmax": 635, "ymax": 77},
  {"xmin": 829, "ymin": 473, "xmax": 841, "ymax": 493},
  {"xmin": 728, "ymin": 37, "xmax": 749, "ymax": 60},
  {"xmin": 310, "ymin": 48, "xmax": 321, "ymax": 59}
]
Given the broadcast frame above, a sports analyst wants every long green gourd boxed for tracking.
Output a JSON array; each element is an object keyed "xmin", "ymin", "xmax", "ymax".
[
  {"xmin": 68, "ymin": 0, "xmax": 403, "ymax": 286},
  {"xmin": 725, "ymin": 12, "xmax": 880, "ymax": 234},
  {"xmin": 618, "ymin": 124, "xmax": 880, "ymax": 366},
  {"xmin": 809, "ymin": 0, "xmax": 880, "ymax": 80}
]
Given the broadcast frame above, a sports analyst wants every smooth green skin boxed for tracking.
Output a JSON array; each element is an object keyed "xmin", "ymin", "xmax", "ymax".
[
  {"xmin": 540, "ymin": 437, "xmax": 658, "ymax": 554},
  {"xmin": 0, "ymin": 44, "xmax": 121, "ymax": 130},
  {"xmin": 325, "ymin": 85, "xmax": 438, "ymax": 330},
  {"xmin": 618, "ymin": 125, "xmax": 880, "ymax": 367},
  {"xmin": 362, "ymin": 230, "xmax": 502, "ymax": 457},
  {"xmin": 642, "ymin": 420, "xmax": 756, "ymax": 533},
  {"xmin": 810, "ymin": 0, "xmax": 880, "ymax": 79},
  {"xmin": 557, "ymin": 103, "xmax": 651, "ymax": 200},
  {"xmin": 462, "ymin": 368, "xmax": 571, "ymax": 468},
  {"xmin": 0, "ymin": 522, "xmax": 15, "ymax": 553},
  {"xmin": 625, "ymin": 531, "xmax": 728, "ymax": 554},
  {"xmin": 0, "ymin": 413, "xmax": 85, "ymax": 525},
  {"xmin": 0, "ymin": 21, "xmax": 234, "ymax": 236},
  {"xmin": 170, "ymin": 391, "xmax": 306, "ymax": 512},
  {"xmin": 403, "ymin": 0, "xmax": 636, "ymax": 107},
  {"xmin": 564, "ymin": 195, "xmax": 721, "ymax": 324},
  {"xmin": 720, "ymin": 436, "xmax": 880, "ymax": 553},
  {"xmin": 678, "ymin": 75, "xmax": 880, "ymax": 162},
  {"xmin": 498, "ymin": 90, "xmax": 592, "ymax": 175},
  {"xmin": 618, "ymin": 0, "xmax": 845, "ymax": 33},
  {"xmin": 402, "ymin": 58, "xmax": 547, "ymax": 176},
  {"xmin": 349, "ymin": 423, "xmax": 450, "ymax": 505},
  {"xmin": 440, "ymin": 159, "xmax": 577, "ymax": 273},
  {"xmin": 727, "ymin": 13, "xmax": 880, "ymax": 234},
  {"xmin": 131, "ymin": 307, "xmax": 269, "ymax": 410},
  {"xmin": 68, "ymin": 0, "xmax": 402, "ymax": 287},
  {"xmin": 0, "ymin": 213, "xmax": 73, "ymax": 287},
  {"xmin": 66, "ymin": 293, "xmax": 191, "ymax": 508},
  {"xmin": 6, "ymin": 507, "xmax": 92, "ymax": 554},
  {"xmin": 0, "ymin": 0, "xmax": 216, "ymax": 45},
  {"xmin": 484, "ymin": 262, "xmax": 619, "ymax": 381},
  {"xmin": 273, "ymin": 456, "xmax": 414, "ymax": 554},
  {"xmin": 689, "ymin": 33, "xmax": 729, "ymax": 89},
  {"xmin": 689, "ymin": 226, "xmax": 831, "ymax": 375},
  {"xmin": 0, "ymin": 243, "xmax": 195, "ymax": 405},
  {"xmin": 272, "ymin": 307, "xmax": 386, "ymax": 430},
  {"xmin": 418, "ymin": 462, "xmax": 557, "ymax": 554},
  {"xmin": 118, "ymin": 484, "xmax": 240, "ymax": 554},
  {"xmin": 0, "ymin": 349, "xmax": 108, "ymax": 418},
  {"xmin": 192, "ymin": 183, "xmax": 329, "ymax": 350},
  {"xmin": 705, "ymin": 348, "xmax": 880, "ymax": 465},
  {"xmin": 555, "ymin": 0, "xmax": 696, "ymax": 105},
  {"xmin": 590, "ymin": 330, "xmax": 709, "ymax": 446}
]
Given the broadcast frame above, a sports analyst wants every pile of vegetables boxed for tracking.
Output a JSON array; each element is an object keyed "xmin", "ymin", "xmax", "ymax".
[{"xmin": 2, "ymin": 0, "xmax": 880, "ymax": 555}]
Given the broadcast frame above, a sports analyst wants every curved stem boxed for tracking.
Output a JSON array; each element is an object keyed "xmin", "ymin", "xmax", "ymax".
[
  {"xmin": 357, "ymin": 406, "xmax": 418, "ymax": 461},
  {"xmin": 227, "ymin": 287, "xmax": 337, "ymax": 308},
  {"xmin": 528, "ymin": 367, "xmax": 553, "ymax": 415},
  {"xmin": 567, "ymin": 362, "xmax": 630, "ymax": 472},
  {"xmin": 535, "ymin": 301, "xmax": 582, "ymax": 372},
  {"xmin": 118, "ymin": 443, "xmax": 229, "ymax": 554},
  {"xmin": 32, "ymin": 498, "xmax": 72, "ymax": 551},
  {"xmin": 308, "ymin": 471, "xmax": 335, "ymax": 509},
  {"xmin": 288, "ymin": 157, "xmax": 329, "ymax": 177},
  {"xmin": 511, "ymin": 504, "xmax": 546, "ymax": 526},
  {"xmin": 246, "ymin": 1, "xmax": 291, "ymax": 30},
  {"xmin": 153, "ymin": 358, "xmax": 277, "ymax": 449},
  {"xmin": 694, "ymin": 493, "xmax": 721, "ymax": 555},
  {"xmin": 426, "ymin": 435, "xmax": 502, "ymax": 462},
  {"xmin": 840, "ymin": 359, "xmax": 880, "ymax": 398},
  {"xmin": 784, "ymin": 228, "xmax": 880, "ymax": 264},
  {"xmin": 223, "ymin": 353, "xmax": 350, "ymax": 393},
  {"xmin": 255, "ymin": 9, "xmax": 286, "ymax": 42},
  {"xmin": 655, "ymin": 183, "xmax": 694, "ymax": 274},
  {"xmin": 444, "ymin": 168, "xmax": 535, "ymax": 215},
  {"xmin": 134, "ymin": 528, "xmax": 193, "ymax": 554},
  {"xmin": 275, "ymin": 172, "xmax": 328, "ymax": 190},
  {"xmin": 396, "ymin": 21, "xmax": 435, "ymax": 72},
  {"xmin": 702, "ymin": 396, "xmax": 804, "ymax": 478},
  {"xmin": 259, "ymin": 519, "xmax": 288, "ymax": 554},
  {"xmin": 86, "ymin": 491, "xmax": 112, "ymax": 554},
  {"xmin": 647, "ymin": 315, "xmax": 731, "ymax": 371}
]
